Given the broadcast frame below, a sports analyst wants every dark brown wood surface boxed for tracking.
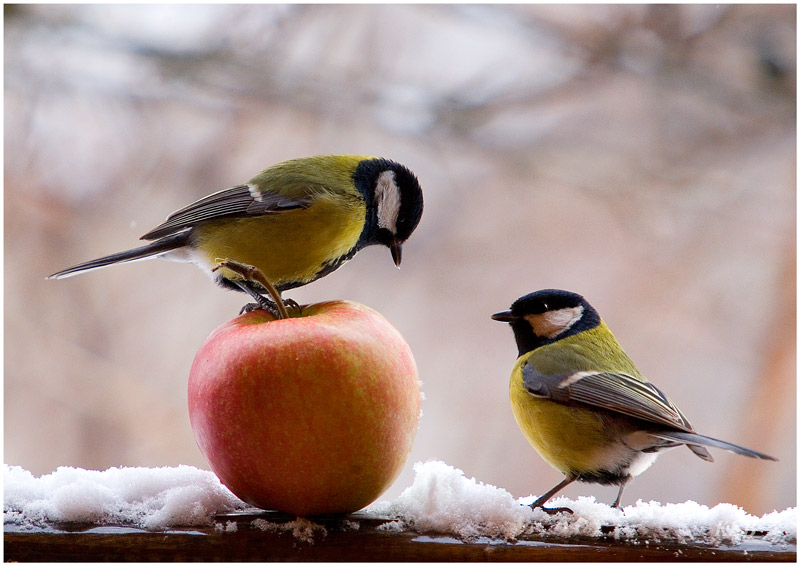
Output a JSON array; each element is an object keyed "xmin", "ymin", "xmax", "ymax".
[{"xmin": 4, "ymin": 510, "xmax": 796, "ymax": 562}]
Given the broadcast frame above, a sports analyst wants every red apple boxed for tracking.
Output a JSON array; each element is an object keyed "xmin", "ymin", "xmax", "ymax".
[{"xmin": 188, "ymin": 300, "xmax": 420, "ymax": 516}]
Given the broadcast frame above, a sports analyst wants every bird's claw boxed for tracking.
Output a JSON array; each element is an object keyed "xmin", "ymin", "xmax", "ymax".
[
  {"xmin": 283, "ymin": 298, "xmax": 302, "ymax": 313},
  {"xmin": 529, "ymin": 503, "xmax": 574, "ymax": 515},
  {"xmin": 215, "ymin": 258, "xmax": 291, "ymax": 319},
  {"xmin": 239, "ymin": 297, "xmax": 301, "ymax": 317}
]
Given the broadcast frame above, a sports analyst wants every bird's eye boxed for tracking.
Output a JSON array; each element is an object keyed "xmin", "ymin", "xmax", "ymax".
[{"xmin": 541, "ymin": 302, "xmax": 548, "ymax": 310}]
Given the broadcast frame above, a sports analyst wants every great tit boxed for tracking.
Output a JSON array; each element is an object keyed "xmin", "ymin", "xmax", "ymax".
[
  {"xmin": 492, "ymin": 289, "xmax": 776, "ymax": 511},
  {"xmin": 48, "ymin": 155, "xmax": 424, "ymax": 310}
]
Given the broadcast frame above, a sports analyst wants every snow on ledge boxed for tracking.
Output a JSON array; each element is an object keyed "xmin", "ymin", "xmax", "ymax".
[
  {"xmin": 4, "ymin": 461, "xmax": 796, "ymax": 546},
  {"xmin": 3, "ymin": 464, "xmax": 246, "ymax": 531},
  {"xmin": 365, "ymin": 461, "xmax": 796, "ymax": 545}
]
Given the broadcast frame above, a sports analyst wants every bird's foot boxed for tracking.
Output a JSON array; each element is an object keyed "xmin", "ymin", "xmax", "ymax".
[
  {"xmin": 240, "ymin": 302, "xmax": 261, "ymax": 315},
  {"xmin": 239, "ymin": 300, "xmax": 277, "ymax": 316},
  {"xmin": 528, "ymin": 503, "xmax": 573, "ymax": 515},
  {"xmin": 213, "ymin": 258, "xmax": 291, "ymax": 319},
  {"xmin": 283, "ymin": 297, "xmax": 302, "ymax": 313},
  {"xmin": 239, "ymin": 296, "xmax": 302, "ymax": 317}
]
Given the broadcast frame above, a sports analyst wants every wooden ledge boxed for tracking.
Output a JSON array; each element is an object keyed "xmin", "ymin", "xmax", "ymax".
[{"xmin": 4, "ymin": 510, "xmax": 796, "ymax": 562}]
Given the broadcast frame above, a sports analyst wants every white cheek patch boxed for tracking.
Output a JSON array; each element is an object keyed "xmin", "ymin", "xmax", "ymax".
[
  {"xmin": 375, "ymin": 170, "xmax": 401, "ymax": 234},
  {"xmin": 524, "ymin": 305, "xmax": 584, "ymax": 339}
]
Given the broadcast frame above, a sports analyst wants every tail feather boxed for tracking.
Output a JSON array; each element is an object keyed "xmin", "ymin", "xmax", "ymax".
[
  {"xmin": 688, "ymin": 444, "xmax": 714, "ymax": 463},
  {"xmin": 47, "ymin": 232, "xmax": 189, "ymax": 280},
  {"xmin": 652, "ymin": 430, "xmax": 777, "ymax": 461}
]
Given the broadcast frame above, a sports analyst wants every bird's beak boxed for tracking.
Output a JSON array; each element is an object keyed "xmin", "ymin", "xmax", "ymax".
[
  {"xmin": 491, "ymin": 310, "xmax": 516, "ymax": 322},
  {"xmin": 390, "ymin": 239, "xmax": 403, "ymax": 267}
]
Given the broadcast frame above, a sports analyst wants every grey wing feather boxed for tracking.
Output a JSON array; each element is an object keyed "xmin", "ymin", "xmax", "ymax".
[
  {"xmin": 141, "ymin": 185, "xmax": 311, "ymax": 240},
  {"xmin": 651, "ymin": 431, "xmax": 777, "ymax": 461},
  {"xmin": 521, "ymin": 364, "xmax": 778, "ymax": 462},
  {"xmin": 522, "ymin": 365, "xmax": 693, "ymax": 431}
]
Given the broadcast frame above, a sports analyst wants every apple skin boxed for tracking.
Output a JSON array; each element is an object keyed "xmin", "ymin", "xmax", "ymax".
[{"xmin": 188, "ymin": 300, "xmax": 420, "ymax": 516}]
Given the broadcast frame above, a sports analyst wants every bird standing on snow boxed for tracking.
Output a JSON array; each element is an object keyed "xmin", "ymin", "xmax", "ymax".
[{"xmin": 492, "ymin": 289, "xmax": 777, "ymax": 511}]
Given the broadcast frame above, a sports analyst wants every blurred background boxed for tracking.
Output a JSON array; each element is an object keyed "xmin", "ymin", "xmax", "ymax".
[{"xmin": 5, "ymin": 4, "xmax": 795, "ymax": 516}]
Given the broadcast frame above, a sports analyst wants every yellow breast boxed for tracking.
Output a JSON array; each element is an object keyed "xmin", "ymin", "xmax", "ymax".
[
  {"xmin": 509, "ymin": 361, "xmax": 612, "ymax": 475},
  {"xmin": 192, "ymin": 192, "xmax": 365, "ymax": 289}
]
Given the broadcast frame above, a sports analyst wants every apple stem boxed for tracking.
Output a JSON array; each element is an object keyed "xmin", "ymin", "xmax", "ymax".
[{"xmin": 212, "ymin": 259, "xmax": 291, "ymax": 319}]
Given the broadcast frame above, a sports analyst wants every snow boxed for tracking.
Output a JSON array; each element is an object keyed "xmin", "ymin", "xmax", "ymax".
[
  {"xmin": 4, "ymin": 461, "xmax": 796, "ymax": 547},
  {"xmin": 3, "ymin": 464, "xmax": 245, "ymax": 531},
  {"xmin": 364, "ymin": 461, "xmax": 796, "ymax": 546},
  {"xmin": 365, "ymin": 460, "xmax": 533, "ymax": 540},
  {"xmin": 252, "ymin": 517, "xmax": 329, "ymax": 544}
]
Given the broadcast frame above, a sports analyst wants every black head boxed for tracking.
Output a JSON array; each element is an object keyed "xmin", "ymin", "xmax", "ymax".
[
  {"xmin": 353, "ymin": 158, "xmax": 424, "ymax": 266},
  {"xmin": 491, "ymin": 289, "xmax": 601, "ymax": 355}
]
